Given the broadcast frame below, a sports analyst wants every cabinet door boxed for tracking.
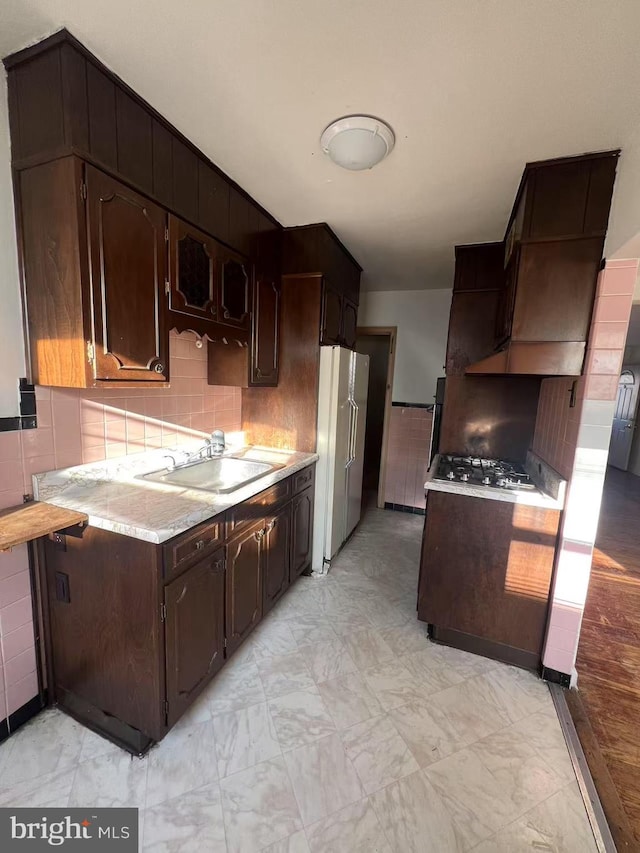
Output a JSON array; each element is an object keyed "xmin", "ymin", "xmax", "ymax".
[
  {"xmin": 290, "ymin": 486, "xmax": 314, "ymax": 580},
  {"xmin": 341, "ymin": 298, "xmax": 358, "ymax": 350},
  {"xmin": 168, "ymin": 215, "xmax": 218, "ymax": 335},
  {"xmin": 250, "ymin": 277, "xmax": 280, "ymax": 386},
  {"xmin": 85, "ymin": 165, "xmax": 168, "ymax": 381},
  {"xmin": 218, "ymin": 249, "xmax": 251, "ymax": 331},
  {"xmin": 263, "ymin": 505, "xmax": 291, "ymax": 614},
  {"xmin": 494, "ymin": 254, "xmax": 518, "ymax": 347},
  {"xmin": 165, "ymin": 548, "xmax": 225, "ymax": 727},
  {"xmin": 226, "ymin": 520, "xmax": 264, "ymax": 655},
  {"xmin": 321, "ymin": 280, "xmax": 343, "ymax": 346}
]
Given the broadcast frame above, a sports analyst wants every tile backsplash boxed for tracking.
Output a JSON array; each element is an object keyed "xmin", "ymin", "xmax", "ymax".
[{"xmin": 0, "ymin": 330, "xmax": 241, "ymax": 725}]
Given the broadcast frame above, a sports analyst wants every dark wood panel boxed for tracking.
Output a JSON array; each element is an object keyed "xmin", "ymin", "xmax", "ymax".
[
  {"xmin": 527, "ymin": 160, "xmax": 590, "ymax": 239},
  {"xmin": 165, "ymin": 550, "xmax": 225, "ymax": 727},
  {"xmin": 85, "ymin": 165, "xmax": 168, "ymax": 381},
  {"xmin": 86, "ymin": 62, "xmax": 117, "ymax": 170},
  {"xmin": 511, "ymin": 238, "xmax": 603, "ymax": 343},
  {"xmin": 321, "ymin": 281, "xmax": 342, "ymax": 346},
  {"xmin": 242, "ymin": 275, "xmax": 323, "ymax": 452},
  {"xmin": 116, "ymin": 88, "xmax": 153, "ymax": 194},
  {"xmin": 225, "ymin": 520, "xmax": 263, "ymax": 655},
  {"xmin": 341, "ymin": 298, "xmax": 358, "ymax": 350},
  {"xmin": 229, "ymin": 186, "xmax": 251, "ymax": 256},
  {"xmin": 198, "ymin": 161, "xmax": 230, "ymax": 243},
  {"xmin": 218, "ymin": 248, "xmax": 251, "ymax": 331},
  {"xmin": 44, "ymin": 527, "xmax": 164, "ymax": 741},
  {"xmin": 453, "ymin": 242, "xmax": 504, "ymax": 292},
  {"xmin": 258, "ymin": 212, "xmax": 281, "ymax": 278},
  {"xmin": 250, "ymin": 277, "xmax": 280, "ymax": 386},
  {"xmin": 18, "ymin": 158, "xmax": 90, "ymax": 387},
  {"xmin": 60, "ymin": 43, "xmax": 89, "ymax": 151},
  {"xmin": 263, "ymin": 505, "xmax": 291, "ymax": 614},
  {"xmin": 152, "ymin": 119, "xmax": 173, "ymax": 207},
  {"xmin": 168, "ymin": 214, "xmax": 218, "ymax": 336},
  {"xmin": 584, "ymin": 156, "xmax": 618, "ymax": 235},
  {"xmin": 10, "ymin": 48, "xmax": 65, "ymax": 161},
  {"xmin": 440, "ymin": 375, "xmax": 541, "ymax": 460},
  {"xmin": 290, "ymin": 486, "xmax": 314, "ymax": 579},
  {"xmin": 418, "ymin": 490, "xmax": 559, "ymax": 656},
  {"xmin": 162, "ymin": 514, "xmax": 226, "ymax": 580},
  {"xmin": 446, "ymin": 290, "xmax": 501, "ymax": 375},
  {"xmin": 171, "ymin": 137, "xmax": 199, "ymax": 223}
]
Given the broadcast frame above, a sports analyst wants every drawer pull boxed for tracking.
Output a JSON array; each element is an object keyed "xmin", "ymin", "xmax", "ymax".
[
  {"xmin": 266, "ymin": 519, "xmax": 276, "ymax": 533},
  {"xmin": 195, "ymin": 539, "xmax": 206, "ymax": 551},
  {"xmin": 254, "ymin": 529, "xmax": 265, "ymax": 542}
]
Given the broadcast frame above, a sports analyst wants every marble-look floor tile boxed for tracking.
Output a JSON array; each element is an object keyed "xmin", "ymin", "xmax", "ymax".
[
  {"xmin": 69, "ymin": 751, "xmax": 148, "ymax": 809},
  {"xmin": 340, "ymin": 714, "xmax": 419, "ymax": 794},
  {"xmin": 268, "ymin": 687, "xmax": 336, "ymax": 750},
  {"xmin": 469, "ymin": 724, "xmax": 568, "ymax": 814},
  {"xmin": 360, "ymin": 660, "xmax": 432, "ymax": 711},
  {"xmin": 389, "ymin": 699, "xmax": 468, "ymax": 767},
  {"xmin": 476, "ymin": 667, "xmax": 550, "ymax": 724},
  {"xmin": 0, "ymin": 767, "xmax": 77, "ymax": 808},
  {"xmin": 220, "ymin": 756, "xmax": 302, "ymax": 853},
  {"xmin": 298, "ymin": 638, "xmax": 358, "ymax": 684},
  {"xmin": 285, "ymin": 614, "xmax": 337, "ymax": 648},
  {"xmin": 427, "ymin": 675, "xmax": 512, "ymax": 746},
  {"xmin": 257, "ymin": 651, "xmax": 316, "ymax": 699},
  {"xmin": 379, "ymin": 621, "xmax": 430, "ymax": 657},
  {"xmin": 370, "ymin": 770, "xmax": 460, "ymax": 853},
  {"xmin": 317, "ymin": 672, "xmax": 383, "ymax": 730},
  {"xmin": 306, "ymin": 797, "xmax": 392, "ymax": 853},
  {"xmin": 284, "ymin": 733, "xmax": 364, "ymax": 827},
  {"xmin": 427, "ymin": 643, "xmax": 499, "ymax": 680},
  {"xmin": 472, "ymin": 781, "xmax": 598, "ymax": 852},
  {"xmin": 510, "ymin": 705, "xmax": 576, "ymax": 783},
  {"xmin": 79, "ymin": 727, "xmax": 123, "ymax": 763},
  {"xmin": 247, "ymin": 618, "xmax": 299, "ymax": 660},
  {"xmin": 143, "ymin": 782, "xmax": 226, "ymax": 852},
  {"xmin": 399, "ymin": 647, "xmax": 465, "ymax": 693},
  {"xmin": 207, "ymin": 659, "xmax": 267, "ymax": 714},
  {"xmin": 0, "ymin": 709, "xmax": 85, "ymax": 788},
  {"xmin": 262, "ymin": 829, "xmax": 311, "ymax": 852},
  {"xmin": 341, "ymin": 628, "xmax": 395, "ymax": 670},
  {"xmin": 424, "ymin": 747, "xmax": 522, "ymax": 849},
  {"xmin": 212, "ymin": 701, "xmax": 281, "ymax": 777},
  {"xmin": 146, "ymin": 719, "xmax": 218, "ymax": 807}
]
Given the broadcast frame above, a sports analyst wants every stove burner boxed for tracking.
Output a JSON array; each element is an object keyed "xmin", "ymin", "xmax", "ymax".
[{"xmin": 435, "ymin": 454, "xmax": 536, "ymax": 491}]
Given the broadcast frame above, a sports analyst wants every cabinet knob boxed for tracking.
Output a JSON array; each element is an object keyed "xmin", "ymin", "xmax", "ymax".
[
  {"xmin": 195, "ymin": 539, "xmax": 206, "ymax": 551},
  {"xmin": 254, "ymin": 529, "xmax": 265, "ymax": 542},
  {"xmin": 154, "ymin": 362, "xmax": 165, "ymax": 374},
  {"xmin": 266, "ymin": 519, "xmax": 276, "ymax": 533}
]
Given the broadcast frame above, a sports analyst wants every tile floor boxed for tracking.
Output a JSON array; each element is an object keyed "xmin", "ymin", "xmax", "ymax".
[{"xmin": 0, "ymin": 506, "xmax": 597, "ymax": 852}]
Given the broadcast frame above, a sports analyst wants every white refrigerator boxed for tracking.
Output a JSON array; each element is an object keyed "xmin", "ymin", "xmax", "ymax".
[{"xmin": 312, "ymin": 346, "xmax": 369, "ymax": 573}]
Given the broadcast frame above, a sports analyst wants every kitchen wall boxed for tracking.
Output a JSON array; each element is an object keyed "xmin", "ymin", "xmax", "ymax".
[
  {"xmin": 383, "ymin": 405, "xmax": 432, "ymax": 511},
  {"xmin": 539, "ymin": 259, "xmax": 637, "ymax": 679},
  {"xmin": 358, "ymin": 288, "xmax": 452, "ymax": 405},
  {"xmin": 0, "ymin": 331, "xmax": 241, "ymax": 726},
  {"xmin": 0, "ymin": 77, "xmax": 26, "ymax": 418}
]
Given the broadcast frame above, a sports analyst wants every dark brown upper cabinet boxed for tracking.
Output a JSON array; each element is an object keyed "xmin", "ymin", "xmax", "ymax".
[
  {"xmin": 219, "ymin": 250, "xmax": 251, "ymax": 331},
  {"xmin": 465, "ymin": 151, "xmax": 619, "ymax": 377},
  {"xmin": 341, "ymin": 297, "xmax": 358, "ymax": 350},
  {"xmin": 198, "ymin": 161, "xmax": 230, "ymax": 244},
  {"xmin": 321, "ymin": 281, "xmax": 343, "ymax": 346},
  {"xmin": 168, "ymin": 215, "xmax": 218, "ymax": 336},
  {"xmin": 250, "ymin": 278, "xmax": 280, "ymax": 386},
  {"xmin": 18, "ymin": 156, "xmax": 168, "ymax": 387},
  {"xmin": 164, "ymin": 548, "xmax": 226, "ymax": 727}
]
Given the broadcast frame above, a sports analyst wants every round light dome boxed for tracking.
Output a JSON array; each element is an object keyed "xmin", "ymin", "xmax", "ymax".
[{"xmin": 320, "ymin": 116, "xmax": 395, "ymax": 171}]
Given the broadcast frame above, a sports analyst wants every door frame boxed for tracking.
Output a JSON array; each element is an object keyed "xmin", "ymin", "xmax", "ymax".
[{"xmin": 355, "ymin": 326, "xmax": 396, "ymax": 508}]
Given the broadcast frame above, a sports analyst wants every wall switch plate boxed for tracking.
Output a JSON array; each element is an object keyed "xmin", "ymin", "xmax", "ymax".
[{"xmin": 55, "ymin": 571, "xmax": 71, "ymax": 603}]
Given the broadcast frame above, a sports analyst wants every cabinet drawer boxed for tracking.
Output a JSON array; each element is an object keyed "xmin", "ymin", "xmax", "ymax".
[
  {"xmin": 163, "ymin": 516, "xmax": 226, "ymax": 579},
  {"xmin": 227, "ymin": 478, "xmax": 291, "ymax": 535},
  {"xmin": 292, "ymin": 465, "xmax": 315, "ymax": 495}
]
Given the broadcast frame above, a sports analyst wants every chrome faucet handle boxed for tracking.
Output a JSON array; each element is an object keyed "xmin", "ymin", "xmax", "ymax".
[
  {"xmin": 164, "ymin": 454, "xmax": 178, "ymax": 470},
  {"xmin": 210, "ymin": 429, "xmax": 226, "ymax": 455}
]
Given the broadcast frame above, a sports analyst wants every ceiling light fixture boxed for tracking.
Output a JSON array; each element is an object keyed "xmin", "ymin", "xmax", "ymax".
[{"xmin": 320, "ymin": 115, "xmax": 395, "ymax": 171}]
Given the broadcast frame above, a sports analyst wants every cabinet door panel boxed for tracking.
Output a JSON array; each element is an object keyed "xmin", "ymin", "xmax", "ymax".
[
  {"xmin": 172, "ymin": 138, "xmax": 199, "ymax": 223},
  {"xmin": 226, "ymin": 520, "xmax": 263, "ymax": 654},
  {"xmin": 250, "ymin": 277, "xmax": 279, "ymax": 385},
  {"xmin": 321, "ymin": 281, "xmax": 342, "ymax": 346},
  {"xmin": 219, "ymin": 250, "xmax": 251, "ymax": 330},
  {"xmin": 229, "ymin": 186, "xmax": 251, "ymax": 255},
  {"xmin": 165, "ymin": 550, "xmax": 225, "ymax": 727},
  {"xmin": 86, "ymin": 63, "xmax": 117, "ymax": 170},
  {"xmin": 86, "ymin": 165, "xmax": 168, "ymax": 381},
  {"xmin": 152, "ymin": 120, "xmax": 173, "ymax": 207},
  {"xmin": 168, "ymin": 215, "xmax": 218, "ymax": 335},
  {"xmin": 291, "ymin": 486, "xmax": 314, "ymax": 579},
  {"xmin": 263, "ymin": 506, "xmax": 291, "ymax": 614},
  {"xmin": 341, "ymin": 298, "xmax": 358, "ymax": 350},
  {"xmin": 198, "ymin": 161, "xmax": 230, "ymax": 243},
  {"xmin": 116, "ymin": 88, "xmax": 153, "ymax": 194}
]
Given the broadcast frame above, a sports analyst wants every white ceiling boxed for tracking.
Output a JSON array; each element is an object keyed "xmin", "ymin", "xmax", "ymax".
[{"xmin": 3, "ymin": 0, "xmax": 640, "ymax": 292}]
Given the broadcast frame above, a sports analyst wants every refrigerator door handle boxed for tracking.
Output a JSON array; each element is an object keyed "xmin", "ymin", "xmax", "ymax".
[{"xmin": 346, "ymin": 399, "xmax": 357, "ymax": 468}]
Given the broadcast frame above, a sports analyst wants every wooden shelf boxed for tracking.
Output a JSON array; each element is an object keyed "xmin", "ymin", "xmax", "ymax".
[{"xmin": 0, "ymin": 502, "xmax": 88, "ymax": 551}]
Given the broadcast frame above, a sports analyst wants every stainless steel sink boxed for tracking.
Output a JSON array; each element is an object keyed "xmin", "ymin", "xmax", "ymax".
[{"xmin": 138, "ymin": 456, "xmax": 282, "ymax": 494}]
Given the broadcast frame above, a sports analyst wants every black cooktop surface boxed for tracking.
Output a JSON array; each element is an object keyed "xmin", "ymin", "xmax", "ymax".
[{"xmin": 435, "ymin": 455, "xmax": 537, "ymax": 491}]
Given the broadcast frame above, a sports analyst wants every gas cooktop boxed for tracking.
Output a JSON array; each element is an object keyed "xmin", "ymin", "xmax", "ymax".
[{"xmin": 435, "ymin": 455, "xmax": 537, "ymax": 491}]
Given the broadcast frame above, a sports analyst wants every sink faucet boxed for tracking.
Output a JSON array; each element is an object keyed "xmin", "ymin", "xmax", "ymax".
[{"xmin": 210, "ymin": 429, "xmax": 226, "ymax": 456}]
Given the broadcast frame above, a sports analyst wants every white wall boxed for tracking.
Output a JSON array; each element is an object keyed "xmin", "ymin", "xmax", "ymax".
[
  {"xmin": 606, "ymin": 122, "xmax": 640, "ymax": 260},
  {"xmin": 0, "ymin": 75, "xmax": 25, "ymax": 416},
  {"xmin": 358, "ymin": 288, "xmax": 452, "ymax": 404}
]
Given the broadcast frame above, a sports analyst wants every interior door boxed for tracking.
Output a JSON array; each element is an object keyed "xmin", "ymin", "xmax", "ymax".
[
  {"xmin": 609, "ymin": 368, "xmax": 640, "ymax": 470},
  {"xmin": 85, "ymin": 165, "xmax": 168, "ymax": 381},
  {"xmin": 346, "ymin": 352, "xmax": 369, "ymax": 538}
]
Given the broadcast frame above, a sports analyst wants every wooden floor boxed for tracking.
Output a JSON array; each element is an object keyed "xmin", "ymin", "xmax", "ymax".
[{"xmin": 575, "ymin": 466, "xmax": 640, "ymax": 848}]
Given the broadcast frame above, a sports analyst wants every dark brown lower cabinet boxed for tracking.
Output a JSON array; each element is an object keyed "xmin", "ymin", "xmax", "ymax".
[
  {"xmin": 164, "ymin": 548, "xmax": 225, "ymax": 727},
  {"xmin": 291, "ymin": 486, "xmax": 314, "ymax": 579},
  {"xmin": 417, "ymin": 490, "xmax": 560, "ymax": 670},
  {"xmin": 41, "ymin": 464, "xmax": 315, "ymax": 753},
  {"xmin": 225, "ymin": 520, "xmax": 264, "ymax": 656},
  {"xmin": 263, "ymin": 505, "xmax": 292, "ymax": 614}
]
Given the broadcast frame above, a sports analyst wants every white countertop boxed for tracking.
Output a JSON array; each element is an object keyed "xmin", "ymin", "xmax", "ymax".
[
  {"xmin": 424, "ymin": 452, "xmax": 566, "ymax": 510},
  {"xmin": 33, "ymin": 445, "xmax": 318, "ymax": 544}
]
